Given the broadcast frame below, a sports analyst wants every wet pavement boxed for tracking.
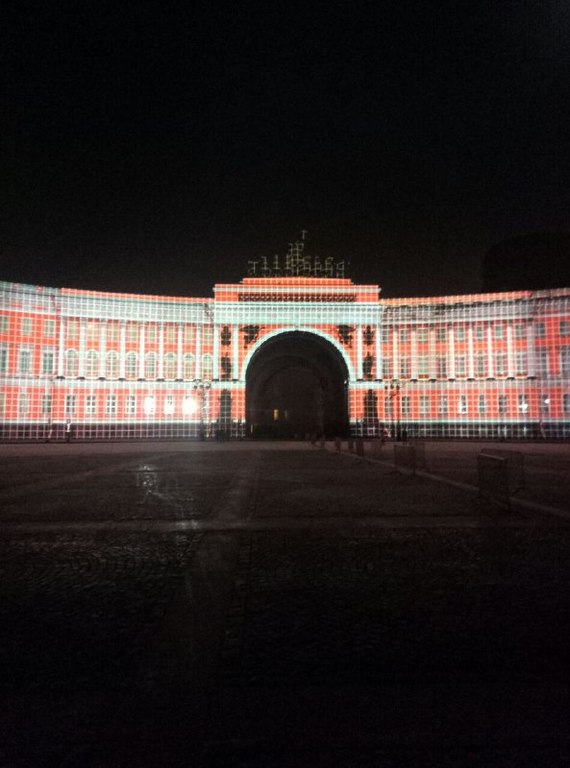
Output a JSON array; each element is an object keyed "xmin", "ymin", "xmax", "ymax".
[{"xmin": 0, "ymin": 441, "xmax": 569, "ymax": 766}]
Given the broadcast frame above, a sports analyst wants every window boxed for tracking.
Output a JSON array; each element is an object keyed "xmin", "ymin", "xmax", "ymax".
[
  {"xmin": 126, "ymin": 352, "xmax": 138, "ymax": 379},
  {"xmin": 66, "ymin": 320, "xmax": 79, "ymax": 340},
  {"xmin": 399, "ymin": 329, "xmax": 408, "ymax": 343},
  {"xmin": 127, "ymin": 324, "xmax": 139, "ymax": 342},
  {"xmin": 437, "ymin": 328, "xmax": 446, "ymax": 342},
  {"xmin": 540, "ymin": 393, "xmax": 550, "ymax": 414},
  {"xmin": 145, "ymin": 352, "xmax": 156, "ymax": 379},
  {"xmin": 21, "ymin": 317, "xmax": 32, "ymax": 335},
  {"xmin": 381, "ymin": 328, "xmax": 390, "ymax": 343},
  {"xmin": 65, "ymin": 394, "xmax": 76, "ymax": 416},
  {"xmin": 85, "ymin": 350, "xmax": 98, "ymax": 378},
  {"xmin": 183, "ymin": 353, "xmax": 195, "ymax": 380},
  {"xmin": 560, "ymin": 347, "xmax": 570, "ymax": 375},
  {"xmin": 494, "ymin": 325, "xmax": 503, "ymax": 339},
  {"xmin": 202, "ymin": 325, "xmax": 214, "ymax": 345},
  {"xmin": 535, "ymin": 322, "xmax": 545, "ymax": 338},
  {"xmin": 474, "ymin": 326, "xmax": 484, "ymax": 341},
  {"xmin": 518, "ymin": 394, "xmax": 529, "ymax": 413},
  {"xmin": 146, "ymin": 324, "xmax": 157, "ymax": 343},
  {"xmin": 166, "ymin": 325, "xmax": 176, "ymax": 344},
  {"xmin": 0, "ymin": 347, "xmax": 8, "ymax": 373},
  {"xmin": 184, "ymin": 325, "xmax": 195, "ymax": 344},
  {"xmin": 85, "ymin": 395, "xmax": 96, "ymax": 416},
  {"xmin": 418, "ymin": 355, "xmax": 428, "ymax": 376},
  {"xmin": 563, "ymin": 394, "xmax": 570, "ymax": 414},
  {"xmin": 455, "ymin": 355, "xmax": 466, "ymax": 376},
  {"xmin": 495, "ymin": 353, "xmax": 507, "ymax": 376},
  {"xmin": 106, "ymin": 395, "xmax": 117, "ymax": 416},
  {"xmin": 515, "ymin": 351, "xmax": 527, "ymax": 376},
  {"xmin": 0, "ymin": 392, "xmax": 5, "ymax": 416},
  {"xmin": 561, "ymin": 321, "xmax": 570, "ymax": 337},
  {"xmin": 437, "ymin": 356, "xmax": 447, "ymax": 378},
  {"xmin": 536, "ymin": 349, "xmax": 549, "ymax": 377},
  {"xmin": 106, "ymin": 351, "xmax": 119, "ymax": 379},
  {"xmin": 455, "ymin": 326, "xmax": 465, "ymax": 341},
  {"xmin": 514, "ymin": 323, "xmax": 526, "ymax": 339},
  {"xmin": 458, "ymin": 395, "xmax": 467, "ymax": 414},
  {"xmin": 417, "ymin": 328, "xmax": 428, "ymax": 342},
  {"xmin": 164, "ymin": 395, "xmax": 175, "ymax": 415},
  {"xmin": 400, "ymin": 357, "xmax": 410, "ymax": 378},
  {"xmin": 164, "ymin": 353, "xmax": 177, "ymax": 380},
  {"xmin": 438, "ymin": 396, "xmax": 448, "ymax": 415},
  {"xmin": 107, "ymin": 322, "xmax": 119, "ymax": 341},
  {"xmin": 125, "ymin": 395, "xmax": 136, "ymax": 416},
  {"xmin": 384, "ymin": 396, "xmax": 393, "ymax": 416},
  {"xmin": 87, "ymin": 321, "xmax": 98, "ymax": 342},
  {"xmin": 41, "ymin": 350, "xmax": 55, "ymax": 375},
  {"xmin": 19, "ymin": 348, "xmax": 32, "ymax": 375},
  {"xmin": 143, "ymin": 396, "xmax": 155, "ymax": 415},
  {"xmin": 401, "ymin": 395, "xmax": 410, "ymax": 416},
  {"xmin": 498, "ymin": 395, "xmax": 508, "ymax": 415},
  {"xmin": 419, "ymin": 395, "xmax": 430, "ymax": 416},
  {"xmin": 382, "ymin": 359, "xmax": 391, "ymax": 379},
  {"xmin": 41, "ymin": 393, "xmax": 52, "ymax": 415},
  {"xmin": 0, "ymin": 315, "xmax": 8, "ymax": 333},
  {"xmin": 44, "ymin": 319, "xmax": 55, "ymax": 337},
  {"xmin": 202, "ymin": 354, "xmax": 213, "ymax": 379},
  {"xmin": 65, "ymin": 349, "xmax": 78, "ymax": 377},
  {"xmin": 478, "ymin": 395, "xmax": 487, "ymax": 414},
  {"xmin": 18, "ymin": 393, "xmax": 30, "ymax": 416},
  {"xmin": 476, "ymin": 354, "xmax": 486, "ymax": 377},
  {"xmin": 183, "ymin": 396, "xmax": 195, "ymax": 415}
]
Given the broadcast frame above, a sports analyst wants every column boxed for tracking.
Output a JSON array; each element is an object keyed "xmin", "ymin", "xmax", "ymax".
[
  {"xmin": 467, "ymin": 326, "xmax": 475, "ymax": 379},
  {"xmin": 392, "ymin": 329, "xmax": 399, "ymax": 379},
  {"xmin": 486, "ymin": 325, "xmax": 494, "ymax": 378},
  {"xmin": 119, "ymin": 321, "xmax": 126, "ymax": 379},
  {"xmin": 98, "ymin": 320, "xmax": 107, "ymax": 378},
  {"xmin": 232, "ymin": 324, "xmax": 239, "ymax": 380},
  {"xmin": 138, "ymin": 324, "xmax": 146, "ymax": 378},
  {"xmin": 527, "ymin": 322, "xmax": 536, "ymax": 377},
  {"xmin": 176, "ymin": 324, "xmax": 183, "ymax": 380},
  {"xmin": 410, "ymin": 328, "xmax": 418, "ymax": 379},
  {"xmin": 375, "ymin": 324, "xmax": 382, "ymax": 379},
  {"xmin": 506, "ymin": 323, "xmax": 515, "ymax": 377},
  {"xmin": 213, "ymin": 324, "xmax": 220, "ymax": 379},
  {"xmin": 195, "ymin": 326, "xmax": 201, "ymax": 378},
  {"xmin": 356, "ymin": 324, "xmax": 363, "ymax": 379},
  {"xmin": 57, "ymin": 317, "xmax": 65, "ymax": 377},
  {"xmin": 157, "ymin": 323, "xmax": 164, "ymax": 379},
  {"xmin": 428, "ymin": 329, "xmax": 437, "ymax": 379},
  {"xmin": 78, "ymin": 320, "xmax": 87, "ymax": 377},
  {"xmin": 448, "ymin": 327, "xmax": 456, "ymax": 379}
]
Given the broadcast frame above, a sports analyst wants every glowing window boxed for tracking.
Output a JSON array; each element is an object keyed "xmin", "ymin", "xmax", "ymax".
[
  {"xmin": 164, "ymin": 396, "xmax": 175, "ymax": 415},
  {"xmin": 183, "ymin": 396, "xmax": 196, "ymax": 415},
  {"xmin": 41, "ymin": 393, "xmax": 52, "ymax": 415},
  {"xmin": 125, "ymin": 395, "xmax": 136, "ymax": 415},
  {"xmin": 65, "ymin": 349, "xmax": 79, "ymax": 377},
  {"xmin": 164, "ymin": 353, "xmax": 177, "ymax": 380},
  {"xmin": 202, "ymin": 354, "xmax": 213, "ymax": 379},
  {"xmin": 44, "ymin": 319, "xmax": 55, "ymax": 337},
  {"xmin": 126, "ymin": 352, "xmax": 138, "ymax": 379},
  {"xmin": 106, "ymin": 395, "xmax": 116, "ymax": 415},
  {"xmin": 183, "ymin": 353, "xmax": 195, "ymax": 380},
  {"xmin": 18, "ymin": 348, "xmax": 32, "ymax": 374},
  {"xmin": 106, "ymin": 351, "xmax": 119, "ymax": 379},
  {"xmin": 143, "ymin": 396, "xmax": 155, "ymax": 415},
  {"xmin": 85, "ymin": 395, "xmax": 96, "ymax": 415},
  {"xmin": 85, "ymin": 350, "xmax": 98, "ymax": 378},
  {"xmin": 438, "ymin": 396, "xmax": 448, "ymax": 415},
  {"xmin": 41, "ymin": 350, "xmax": 55, "ymax": 375},
  {"xmin": 65, "ymin": 394, "xmax": 76, "ymax": 415},
  {"xmin": 21, "ymin": 317, "xmax": 32, "ymax": 335},
  {"xmin": 458, "ymin": 395, "xmax": 467, "ymax": 414},
  {"xmin": 145, "ymin": 352, "xmax": 157, "ymax": 379}
]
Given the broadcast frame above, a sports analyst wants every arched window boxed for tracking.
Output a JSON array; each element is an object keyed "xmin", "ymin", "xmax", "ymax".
[
  {"xmin": 145, "ymin": 352, "xmax": 156, "ymax": 379},
  {"xmin": 202, "ymin": 353, "xmax": 213, "ymax": 380},
  {"xmin": 65, "ymin": 349, "xmax": 79, "ymax": 378},
  {"xmin": 183, "ymin": 353, "xmax": 195, "ymax": 380},
  {"xmin": 126, "ymin": 351, "xmax": 138, "ymax": 379},
  {"xmin": 85, "ymin": 350, "xmax": 99, "ymax": 379},
  {"xmin": 164, "ymin": 353, "xmax": 177, "ymax": 380},
  {"xmin": 106, "ymin": 351, "xmax": 119, "ymax": 379}
]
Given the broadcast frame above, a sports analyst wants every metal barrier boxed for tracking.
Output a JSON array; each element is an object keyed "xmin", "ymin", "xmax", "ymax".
[
  {"xmin": 394, "ymin": 444, "xmax": 416, "ymax": 474},
  {"xmin": 480, "ymin": 449, "xmax": 525, "ymax": 493},
  {"xmin": 477, "ymin": 453, "xmax": 510, "ymax": 509}
]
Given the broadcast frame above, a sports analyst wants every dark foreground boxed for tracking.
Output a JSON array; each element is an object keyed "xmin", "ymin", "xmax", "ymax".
[{"xmin": 0, "ymin": 442, "xmax": 569, "ymax": 767}]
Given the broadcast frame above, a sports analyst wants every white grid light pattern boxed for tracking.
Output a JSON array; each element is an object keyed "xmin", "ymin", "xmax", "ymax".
[{"xmin": 1, "ymin": 277, "xmax": 569, "ymax": 440}]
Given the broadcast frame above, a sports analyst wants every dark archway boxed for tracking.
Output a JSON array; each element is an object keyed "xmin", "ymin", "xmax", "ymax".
[{"xmin": 246, "ymin": 332, "xmax": 349, "ymax": 438}]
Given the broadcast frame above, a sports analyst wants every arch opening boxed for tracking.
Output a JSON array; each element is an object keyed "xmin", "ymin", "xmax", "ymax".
[{"xmin": 245, "ymin": 331, "xmax": 349, "ymax": 438}]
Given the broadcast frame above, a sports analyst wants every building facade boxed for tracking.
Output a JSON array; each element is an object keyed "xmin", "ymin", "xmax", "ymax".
[{"xmin": 1, "ymin": 275, "xmax": 569, "ymax": 440}]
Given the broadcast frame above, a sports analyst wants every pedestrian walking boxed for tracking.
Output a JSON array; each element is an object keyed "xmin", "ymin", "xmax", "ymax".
[{"xmin": 65, "ymin": 419, "xmax": 72, "ymax": 443}]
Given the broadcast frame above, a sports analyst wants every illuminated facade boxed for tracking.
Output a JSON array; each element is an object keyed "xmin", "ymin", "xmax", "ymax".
[{"xmin": 1, "ymin": 275, "xmax": 569, "ymax": 440}]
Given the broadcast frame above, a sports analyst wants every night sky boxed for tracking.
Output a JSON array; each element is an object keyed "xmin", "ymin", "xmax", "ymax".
[{"xmin": 2, "ymin": 1, "xmax": 569, "ymax": 298}]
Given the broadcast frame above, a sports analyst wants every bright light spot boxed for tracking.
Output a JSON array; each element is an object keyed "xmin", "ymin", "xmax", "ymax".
[
  {"xmin": 183, "ymin": 396, "xmax": 196, "ymax": 415},
  {"xmin": 164, "ymin": 398, "xmax": 175, "ymax": 415},
  {"xmin": 144, "ymin": 396, "xmax": 155, "ymax": 415}
]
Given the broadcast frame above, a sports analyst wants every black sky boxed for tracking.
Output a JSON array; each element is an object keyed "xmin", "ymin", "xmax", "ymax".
[{"xmin": 1, "ymin": 1, "xmax": 569, "ymax": 298}]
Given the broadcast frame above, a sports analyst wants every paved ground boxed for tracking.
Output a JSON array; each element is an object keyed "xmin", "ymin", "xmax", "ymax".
[{"xmin": 0, "ymin": 441, "xmax": 569, "ymax": 766}]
